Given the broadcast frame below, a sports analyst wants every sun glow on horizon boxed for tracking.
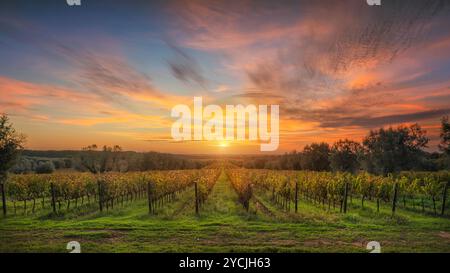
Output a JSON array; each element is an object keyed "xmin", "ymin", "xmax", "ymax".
[{"xmin": 219, "ymin": 141, "xmax": 229, "ymax": 148}]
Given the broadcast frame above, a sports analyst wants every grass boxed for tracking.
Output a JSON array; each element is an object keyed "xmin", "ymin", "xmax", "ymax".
[{"xmin": 0, "ymin": 171, "xmax": 449, "ymax": 253}]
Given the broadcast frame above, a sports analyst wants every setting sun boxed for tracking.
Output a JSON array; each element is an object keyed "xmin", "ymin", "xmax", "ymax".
[{"xmin": 219, "ymin": 142, "xmax": 229, "ymax": 148}]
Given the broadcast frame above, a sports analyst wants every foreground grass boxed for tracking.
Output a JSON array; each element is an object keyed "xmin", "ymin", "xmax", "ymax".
[{"xmin": 0, "ymin": 171, "xmax": 449, "ymax": 253}]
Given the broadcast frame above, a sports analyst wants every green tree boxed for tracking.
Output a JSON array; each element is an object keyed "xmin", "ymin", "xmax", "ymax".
[
  {"xmin": 35, "ymin": 161, "xmax": 55, "ymax": 174},
  {"xmin": 0, "ymin": 114, "xmax": 26, "ymax": 215},
  {"xmin": 301, "ymin": 142, "xmax": 331, "ymax": 171},
  {"xmin": 362, "ymin": 124, "xmax": 428, "ymax": 175},
  {"xmin": 330, "ymin": 139, "xmax": 362, "ymax": 173}
]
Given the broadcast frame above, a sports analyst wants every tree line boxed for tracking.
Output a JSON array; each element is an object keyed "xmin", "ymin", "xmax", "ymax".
[
  {"xmin": 10, "ymin": 149, "xmax": 211, "ymax": 174},
  {"xmin": 242, "ymin": 117, "xmax": 450, "ymax": 175},
  {"xmin": 2, "ymin": 113, "xmax": 450, "ymax": 178}
]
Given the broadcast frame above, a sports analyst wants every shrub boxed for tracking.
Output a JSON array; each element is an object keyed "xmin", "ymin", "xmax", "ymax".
[{"xmin": 35, "ymin": 161, "xmax": 55, "ymax": 174}]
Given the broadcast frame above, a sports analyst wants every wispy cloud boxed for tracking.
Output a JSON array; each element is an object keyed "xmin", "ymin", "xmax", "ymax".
[
  {"xmin": 166, "ymin": 43, "xmax": 208, "ymax": 89},
  {"xmin": 319, "ymin": 108, "xmax": 450, "ymax": 128},
  {"xmin": 2, "ymin": 1, "xmax": 450, "ymax": 153}
]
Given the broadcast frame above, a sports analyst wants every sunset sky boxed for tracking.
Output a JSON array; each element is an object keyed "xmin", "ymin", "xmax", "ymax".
[{"xmin": 1, "ymin": 0, "xmax": 450, "ymax": 154}]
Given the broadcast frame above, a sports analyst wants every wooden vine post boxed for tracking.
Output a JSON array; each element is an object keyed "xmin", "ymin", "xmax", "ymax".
[
  {"xmin": 147, "ymin": 181, "xmax": 153, "ymax": 214},
  {"xmin": 50, "ymin": 183, "xmax": 56, "ymax": 214},
  {"xmin": 295, "ymin": 181, "xmax": 298, "ymax": 213},
  {"xmin": 441, "ymin": 181, "xmax": 449, "ymax": 216},
  {"xmin": 392, "ymin": 182, "xmax": 398, "ymax": 215},
  {"xmin": 343, "ymin": 181, "xmax": 349, "ymax": 214},
  {"xmin": 1, "ymin": 181, "xmax": 6, "ymax": 216},
  {"xmin": 194, "ymin": 182, "xmax": 199, "ymax": 215},
  {"xmin": 97, "ymin": 180, "xmax": 103, "ymax": 212}
]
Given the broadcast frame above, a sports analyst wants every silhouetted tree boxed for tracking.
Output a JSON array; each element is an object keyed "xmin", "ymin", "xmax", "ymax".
[
  {"xmin": 362, "ymin": 124, "xmax": 428, "ymax": 175},
  {"xmin": 301, "ymin": 142, "xmax": 331, "ymax": 171},
  {"xmin": 79, "ymin": 144, "xmax": 122, "ymax": 174},
  {"xmin": 439, "ymin": 116, "xmax": 450, "ymax": 155},
  {"xmin": 330, "ymin": 139, "xmax": 362, "ymax": 173}
]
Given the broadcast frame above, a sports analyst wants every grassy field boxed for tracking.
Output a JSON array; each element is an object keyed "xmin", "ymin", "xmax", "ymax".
[{"xmin": 1, "ymin": 171, "xmax": 449, "ymax": 253}]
